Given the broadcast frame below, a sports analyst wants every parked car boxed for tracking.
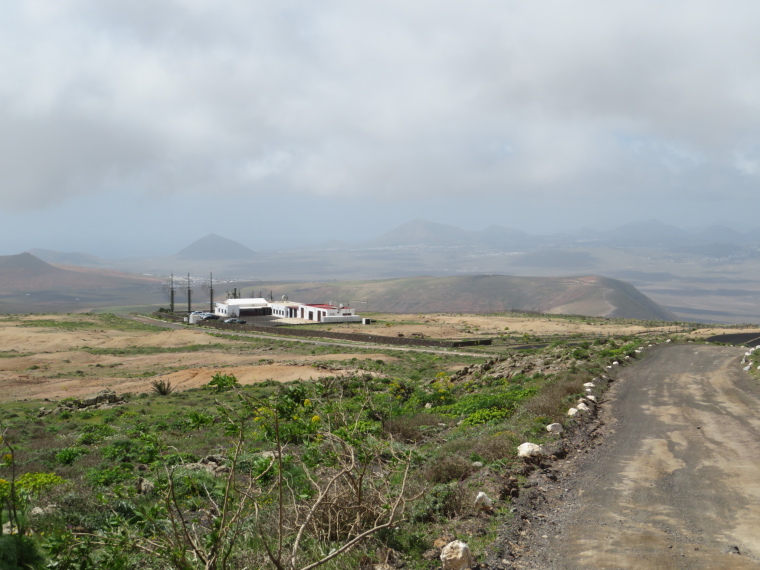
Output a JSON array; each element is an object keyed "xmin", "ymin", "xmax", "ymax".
[
  {"xmin": 201, "ymin": 314, "xmax": 219, "ymax": 320},
  {"xmin": 224, "ymin": 318, "xmax": 246, "ymax": 324}
]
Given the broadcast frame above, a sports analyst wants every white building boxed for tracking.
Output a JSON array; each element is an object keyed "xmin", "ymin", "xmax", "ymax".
[
  {"xmin": 269, "ymin": 301, "xmax": 302, "ymax": 319},
  {"xmin": 269, "ymin": 301, "xmax": 361, "ymax": 323},
  {"xmin": 214, "ymin": 298, "xmax": 361, "ymax": 323},
  {"xmin": 214, "ymin": 298, "xmax": 271, "ymax": 318}
]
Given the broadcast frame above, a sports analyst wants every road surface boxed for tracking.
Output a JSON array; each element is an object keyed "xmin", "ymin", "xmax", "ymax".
[{"xmin": 520, "ymin": 344, "xmax": 760, "ymax": 569}]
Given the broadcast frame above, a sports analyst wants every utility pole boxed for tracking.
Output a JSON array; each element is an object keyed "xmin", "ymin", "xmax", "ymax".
[
  {"xmin": 169, "ymin": 273, "xmax": 175, "ymax": 313},
  {"xmin": 208, "ymin": 272, "xmax": 215, "ymax": 313},
  {"xmin": 186, "ymin": 273, "xmax": 192, "ymax": 313}
]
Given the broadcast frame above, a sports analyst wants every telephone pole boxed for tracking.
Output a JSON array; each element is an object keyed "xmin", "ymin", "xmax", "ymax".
[
  {"xmin": 208, "ymin": 272, "xmax": 215, "ymax": 313},
  {"xmin": 169, "ymin": 273, "xmax": 175, "ymax": 313}
]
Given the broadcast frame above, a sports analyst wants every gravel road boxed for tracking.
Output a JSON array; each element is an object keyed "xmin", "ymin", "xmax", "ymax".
[{"xmin": 515, "ymin": 344, "xmax": 760, "ymax": 569}]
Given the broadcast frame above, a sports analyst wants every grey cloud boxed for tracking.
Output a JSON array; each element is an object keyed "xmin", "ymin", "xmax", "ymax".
[{"xmin": 1, "ymin": 0, "xmax": 759, "ymax": 215}]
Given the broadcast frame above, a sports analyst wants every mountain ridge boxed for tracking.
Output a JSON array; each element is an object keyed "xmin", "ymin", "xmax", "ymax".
[
  {"xmin": 244, "ymin": 274, "xmax": 675, "ymax": 321},
  {"xmin": 176, "ymin": 234, "xmax": 256, "ymax": 260}
]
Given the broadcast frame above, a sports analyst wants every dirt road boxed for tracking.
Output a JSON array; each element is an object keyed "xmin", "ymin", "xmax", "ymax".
[
  {"xmin": 129, "ymin": 316, "xmax": 498, "ymax": 358},
  {"xmin": 519, "ymin": 344, "xmax": 760, "ymax": 568}
]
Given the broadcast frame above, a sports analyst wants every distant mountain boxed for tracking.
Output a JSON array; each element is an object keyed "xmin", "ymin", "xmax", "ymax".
[
  {"xmin": 365, "ymin": 219, "xmax": 479, "ymax": 248},
  {"xmin": 512, "ymin": 250, "xmax": 598, "ymax": 269},
  {"xmin": 360, "ymin": 218, "xmax": 750, "ymax": 252},
  {"xmin": 0, "ymin": 252, "xmax": 63, "ymax": 277},
  {"xmin": 596, "ymin": 220, "xmax": 690, "ymax": 248},
  {"xmin": 248, "ymin": 274, "xmax": 675, "ymax": 321},
  {"xmin": 673, "ymin": 243, "xmax": 744, "ymax": 258},
  {"xmin": 308, "ymin": 239, "xmax": 353, "ymax": 251},
  {"xmin": 27, "ymin": 249, "xmax": 104, "ymax": 267},
  {"xmin": 480, "ymin": 225, "xmax": 534, "ymax": 248},
  {"xmin": 0, "ymin": 253, "xmax": 158, "ymax": 291},
  {"xmin": 365, "ymin": 219, "xmax": 534, "ymax": 249},
  {"xmin": 690, "ymin": 225, "xmax": 748, "ymax": 245},
  {"xmin": 176, "ymin": 234, "xmax": 256, "ymax": 260},
  {"xmin": 0, "ymin": 253, "xmax": 163, "ymax": 313}
]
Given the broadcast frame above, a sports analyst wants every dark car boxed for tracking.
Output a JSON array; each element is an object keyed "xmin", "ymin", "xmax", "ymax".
[
  {"xmin": 224, "ymin": 318, "xmax": 246, "ymax": 324},
  {"xmin": 201, "ymin": 314, "xmax": 220, "ymax": 320}
]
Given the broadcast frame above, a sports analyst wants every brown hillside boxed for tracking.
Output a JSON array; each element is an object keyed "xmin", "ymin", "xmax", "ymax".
[
  {"xmin": 0, "ymin": 253, "xmax": 159, "ymax": 292},
  {"xmin": 247, "ymin": 274, "xmax": 675, "ymax": 321}
]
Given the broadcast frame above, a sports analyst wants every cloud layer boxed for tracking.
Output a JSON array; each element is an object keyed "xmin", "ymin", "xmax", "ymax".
[{"xmin": 2, "ymin": 1, "xmax": 760, "ymax": 252}]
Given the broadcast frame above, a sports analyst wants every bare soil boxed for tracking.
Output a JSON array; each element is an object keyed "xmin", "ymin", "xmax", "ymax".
[
  {"xmin": 318, "ymin": 313, "xmax": 679, "ymax": 339},
  {"xmin": 497, "ymin": 344, "xmax": 760, "ymax": 569},
  {"xmin": 0, "ymin": 318, "xmax": 396, "ymax": 401},
  {"xmin": 1, "ymin": 314, "xmax": 755, "ymax": 403}
]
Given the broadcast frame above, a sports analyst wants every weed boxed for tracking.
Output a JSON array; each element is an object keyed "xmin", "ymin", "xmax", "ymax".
[
  {"xmin": 55, "ymin": 447, "xmax": 88, "ymax": 466},
  {"xmin": 150, "ymin": 378, "xmax": 173, "ymax": 396}
]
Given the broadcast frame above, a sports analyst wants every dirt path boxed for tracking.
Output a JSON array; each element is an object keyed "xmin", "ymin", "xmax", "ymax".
[
  {"xmin": 129, "ymin": 316, "xmax": 499, "ymax": 358},
  {"xmin": 516, "ymin": 344, "xmax": 760, "ymax": 568}
]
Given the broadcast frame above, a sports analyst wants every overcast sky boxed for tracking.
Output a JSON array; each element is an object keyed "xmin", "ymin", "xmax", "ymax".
[{"xmin": 1, "ymin": 0, "xmax": 759, "ymax": 256}]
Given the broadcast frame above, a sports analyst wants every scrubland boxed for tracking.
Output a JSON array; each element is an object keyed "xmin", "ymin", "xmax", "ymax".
[{"xmin": 0, "ymin": 312, "xmax": 737, "ymax": 569}]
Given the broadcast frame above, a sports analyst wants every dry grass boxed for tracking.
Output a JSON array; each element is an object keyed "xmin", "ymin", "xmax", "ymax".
[
  {"xmin": 517, "ymin": 372, "xmax": 591, "ymax": 421},
  {"xmin": 470, "ymin": 431, "xmax": 520, "ymax": 463},
  {"xmin": 382, "ymin": 413, "xmax": 447, "ymax": 443}
]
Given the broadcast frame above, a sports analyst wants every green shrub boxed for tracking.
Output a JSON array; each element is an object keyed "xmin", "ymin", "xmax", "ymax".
[
  {"xmin": 236, "ymin": 453, "xmax": 277, "ymax": 481},
  {"xmin": 77, "ymin": 424, "xmax": 116, "ymax": 446},
  {"xmin": 411, "ymin": 483, "xmax": 469, "ymax": 522},
  {"xmin": 433, "ymin": 386, "xmax": 537, "ymax": 417},
  {"xmin": 184, "ymin": 411, "xmax": 214, "ymax": 430},
  {"xmin": 376, "ymin": 526, "xmax": 429, "ymax": 559},
  {"xmin": 163, "ymin": 452, "xmax": 198, "ymax": 466},
  {"xmin": 86, "ymin": 464, "xmax": 133, "ymax": 487},
  {"xmin": 16, "ymin": 472, "xmax": 65, "ymax": 499},
  {"xmin": 55, "ymin": 447, "xmax": 88, "ymax": 466},
  {"xmin": 0, "ymin": 535, "xmax": 45, "ymax": 570},
  {"xmin": 101, "ymin": 439, "xmax": 159, "ymax": 464},
  {"xmin": 571, "ymin": 348, "xmax": 589, "ymax": 360},
  {"xmin": 54, "ymin": 492, "xmax": 111, "ymax": 532},
  {"xmin": 461, "ymin": 407, "xmax": 509, "ymax": 426},
  {"xmin": 207, "ymin": 372, "xmax": 240, "ymax": 393},
  {"xmin": 170, "ymin": 467, "xmax": 224, "ymax": 503}
]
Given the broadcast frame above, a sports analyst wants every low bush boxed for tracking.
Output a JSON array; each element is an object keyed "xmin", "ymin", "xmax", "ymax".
[
  {"xmin": 54, "ymin": 447, "xmax": 88, "ymax": 466},
  {"xmin": 76, "ymin": 424, "xmax": 116, "ymax": 446},
  {"xmin": 424, "ymin": 454, "xmax": 472, "ymax": 484},
  {"xmin": 0, "ymin": 535, "xmax": 45, "ymax": 570},
  {"xmin": 86, "ymin": 464, "xmax": 134, "ymax": 487},
  {"xmin": 382, "ymin": 413, "xmax": 442, "ymax": 442},
  {"xmin": 150, "ymin": 378, "xmax": 173, "ymax": 395},
  {"xmin": 411, "ymin": 482, "xmax": 470, "ymax": 522},
  {"xmin": 470, "ymin": 431, "xmax": 519, "ymax": 462}
]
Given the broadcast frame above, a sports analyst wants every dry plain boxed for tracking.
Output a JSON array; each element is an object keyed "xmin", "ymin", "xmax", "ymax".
[{"xmin": 0, "ymin": 312, "xmax": 752, "ymax": 403}]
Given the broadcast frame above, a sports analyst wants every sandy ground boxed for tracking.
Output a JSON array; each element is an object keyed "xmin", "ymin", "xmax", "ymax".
[
  {"xmin": 0, "ymin": 318, "xmax": 396, "ymax": 401},
  {"xmin": 686, "ymin": 326, "xmax": 760, "ymax": 338},
  {"xmin": 326, "ymin": 313, "xmax": 680, "ymax": 338},
  {"xmin": 1, "ymin": 314, "xmax": 755, "ymax": 403}
]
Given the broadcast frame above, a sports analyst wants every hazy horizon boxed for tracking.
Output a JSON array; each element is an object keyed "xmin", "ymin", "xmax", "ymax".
[
  {"xmin": 2, "ymin": 2, "xmax": 760, "ymax": 257},
  {"xmin": 8, "ymin": 215, "xmax": 760, "ymax": 260}
]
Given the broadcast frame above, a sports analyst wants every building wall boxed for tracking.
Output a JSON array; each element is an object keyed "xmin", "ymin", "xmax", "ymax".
[
  {"xmin": 215, "ymin": 303, "xmax": 239, "ymax": 317},
  {"xmin": 268, "ymin": 302, "xmax": 359, "ymax": 322}
]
